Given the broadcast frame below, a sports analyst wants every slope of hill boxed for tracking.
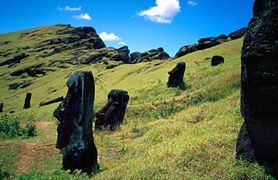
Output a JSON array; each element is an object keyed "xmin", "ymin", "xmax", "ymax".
[{"xmin": 0, "ymin": 26, "xmax": 273, "ymax": 179}]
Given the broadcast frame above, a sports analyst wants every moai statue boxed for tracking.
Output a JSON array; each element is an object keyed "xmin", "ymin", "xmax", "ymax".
[
  {"xmin": 236, "ymin": 0, "xmax": 278, "ymax": 177},
  {"xmin": 0, "ymin": 103, "xmax": 3, "ymax": 112},
  {"xmin": 95, "ymin": 89, "xmax": 129, "ymax": 131},
  {"xmin": 54, "ymin": 70, "xmax": 98, "ymax": 173},
  {"xmin": 23, "ymin": 92, "xmax": 32, "ymax": 109},
  {"xmin": 167, "ymin": 62, "xmax": 186, "ymax": 87}
]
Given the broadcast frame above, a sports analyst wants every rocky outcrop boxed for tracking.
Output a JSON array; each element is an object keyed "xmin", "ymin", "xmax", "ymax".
[
  {"xmin": 175, "ymin": 29, "xmax": 246, "ymax": 58},
  {"xmin": 237, "ymin": 0, "xmax": 278, "ymax": 177},
  {"xmin": 95, "ymin": 89, "xmax": 129, "ymax": 131},
  {"xmin": 228, "ymin": 28, "xmax": 247, "ymax": 40},
  {"xmin": 129, "ymin": 48, "xmax": 170, "ymax": 64},
  {"xmin": 211, "ymin": 56, "xmax": 224, "ymax": 66},
  {"xmin": 0, "ymin": 53, "xmax": 28, "ymax": 67},
  {"xmin": 23, "ymin": 92, "xmax": 32, "ymax": 109},
  {"xmin": 39, "ymin": 96, "xmax": 64, "ymax": 107},
  {"xmin": 167, "ymin": 62, "xmax": 186, "ymax": 87},
  {"xmin": 111, "ymin": 46, "xmax": 130, "ymax": 63},
  {"xmin": 10, "ymin": 64, "xmax": 47, "ymax": 77},
  {"xmin": 54, "ymin": 70, "xmax": 98, "ymax": 173},
  {"xmin": 8, "ymin": 80, "xmax": 32, "ymax": 90}
]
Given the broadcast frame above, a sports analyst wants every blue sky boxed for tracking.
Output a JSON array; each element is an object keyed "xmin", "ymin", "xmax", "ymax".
[{"xmin": 0, "ymin": 0, "xmax": 254, "ymax": 56}]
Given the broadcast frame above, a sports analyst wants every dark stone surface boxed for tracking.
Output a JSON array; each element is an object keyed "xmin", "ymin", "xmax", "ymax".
[
  {"xmin": 238, "ymin": 0, "xmax": 278, "ymax": 177},
  {"xmin": 0, "ymin": 103, "xmax": 3, "ymax": 112},
  {"xmin": 39, "ymin": 96, "xmax": 64, "ymax": 106},
  {"xmin": 10, "ymin": 64, "xmax": 46, "ymax": 77},
  {"xmin": 23, "ymin": 92, "xmax": 32, "ymax": 109},
  {"xmin": 0, "ymin": 53, "xmax": 28, "ymax": 67},
  {"xmin": 8, "ymin": 81, "xmax": 32, "ymax": 90},
  {"xmin": 54, "ymin": 70, "xmax": 98, "ymax": 172},
  {"xmin": 175, "ymin": 28, "xmax": 247, "ymax": 58},
  {"xmin": 236, "ymin": 122, "xmax": 256, "ymax": 162},
  {"xmin": 95, "ymin": 89, "xmax": 129, "ymax": 131},
  {"xmin": 167, "ymin": 62, "xmax": 186, "ymax": 87},
  {"xmin": 111, "ymin": 46, "xmax": 130, "ymax": 63},
  {"xmin": 129, "ymin": 48, "xmax": 170, "ymax": 63},
  {"xmin": 211, "ymin": 56, "xmax": 224, "ymax": 66},
  {"xmin": 228, "ymin": 27, "xmax": 247, "ymax": 40}
]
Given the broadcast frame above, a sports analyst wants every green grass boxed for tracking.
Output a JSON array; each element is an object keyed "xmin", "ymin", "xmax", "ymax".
[{"xmin": 0, "ymin": 25, "xmax": 274, "ymax": 179}]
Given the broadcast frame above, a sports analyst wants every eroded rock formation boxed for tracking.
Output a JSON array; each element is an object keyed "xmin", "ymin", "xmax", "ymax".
[
  {"xmin": 54, "ymin": 70, "xmax": 98, "ymax": 172},
  {"xmin": 23, "ymin": 92, "xmax": 32, "ymax": 109},
  {"xmin": 175, "ymin": 28, "xmax": 246, "ymax": 58},
  {"xmin": 95, "ymin": 89, "xmax": 129, "ymax": 131},
  {"xmin": 237, "ymin": 0, "xmax": 278, "ymax": 177},
  {"xmin": 167, "ymin": 62, "xmax": 186, "ymax": 87}
]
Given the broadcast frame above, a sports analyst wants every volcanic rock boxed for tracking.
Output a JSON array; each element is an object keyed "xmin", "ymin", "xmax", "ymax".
[
  {"xmin": 54, "ymin": 70, "xmax": 98, "ymax": 172},
  {"xmin": 95, "ymin": 89, "xmax": 129, "ymax": 131}
]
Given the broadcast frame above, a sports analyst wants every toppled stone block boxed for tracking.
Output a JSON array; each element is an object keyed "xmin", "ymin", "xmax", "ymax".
[
  {"xmin": 95, "ymin": 89, "xmax": 129, "ymax": 131},
  {"xmin": 54, "ymin": 70, "xmax": 98, "ymax": 172}
]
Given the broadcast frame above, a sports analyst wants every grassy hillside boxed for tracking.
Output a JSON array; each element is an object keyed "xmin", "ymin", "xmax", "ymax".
[{"xmin": 0, "ymin": 26, "xmax": 273, "ymax": 179}]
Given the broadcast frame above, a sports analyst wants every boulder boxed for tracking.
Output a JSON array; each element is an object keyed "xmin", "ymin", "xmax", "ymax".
[
  {"xmin": 228, "ymin": 27, "xmax": 247, "ymax": 40},
  {"xmin": 167, "ymin": 62, "xmax": 186, "ymax": 87},
  {"xmin": 95, "ymin": 89, "xmax": 129, "ymax": 131},
  {"xmin": 0, "ymin": 103, "xmax": 3, "ymax": 112},
  {"xmin": 237, "ymin": 0, "xmax": 278, "ymax": 177},
  {"xmin": 211, "ymin": 55, "xmax": 224, "ymax": 66},
  {"xmin": 39, "ymin": 96, "xmax": 64, "ymax": 107},
  {"xmin": 129, "ymin": 48, "xmax": 170, "ymax": 63},
  {"xmin": 54, "ymin": 70, "xmax": 98, "ymax": 172},
  {"xmin": 23, "ymin": 92, "xmax": 32, "ymax": 109},
  {"xmin": 111, "ymin": 46, "xmax": 130, "ymax": 63}
]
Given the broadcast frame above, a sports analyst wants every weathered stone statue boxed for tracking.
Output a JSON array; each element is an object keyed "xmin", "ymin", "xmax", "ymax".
[
  {"xmin": 54, "ymin": 70, "xmax": 98, "ymax": 173},
  {"xmin": 23, "ymin": 92, "xmax": 32, "ymax": 109},
  {"xmin": 0, "ymin": 103, "xmax": 3, "ymax": 112},
  {"xmin": 167, "ymin": 62, "xmax": 186, "ymax": 87},
  {"xmin": 95, "ymin": 89, "xmax": 129, "ymax": 131},
  {"xmin": 236, "ymin": 0, "xmax": 278, "ymax": 177}
]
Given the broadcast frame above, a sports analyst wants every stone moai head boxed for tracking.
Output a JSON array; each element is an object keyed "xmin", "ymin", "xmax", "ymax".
[
  {"xmin": 167, "ymin": 62, "xmax": 186, "ymax": 87},
  {"xmin": 95, "ymin": 89, "xmax": 129, "ymax": 131},
  {"xmin": 238, "ymin": 0, "xmax": 278, "ymax": 177}
]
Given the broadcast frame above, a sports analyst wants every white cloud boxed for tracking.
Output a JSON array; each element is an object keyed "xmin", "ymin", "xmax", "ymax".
[
  {"xmin": 138, "ymin": 0, "xmax": 181, "ymax": 24},
  {"xmin": 99, "ymin": 32, "xmax": 121, "ymax": 41},
  {"xmin": 58, "ymin": 6, "xmax": 82, "ymax": 11},
  {"xmin": 187, "ymin": 0, "xmax": 198, "ymax": 6},
  {"xmin": 118, "ymin": 41, "xmax": 127, "ymax": 46},
  {"xmin": 73, "ymin": 13, "xmax": 92, "ymax": 21}
]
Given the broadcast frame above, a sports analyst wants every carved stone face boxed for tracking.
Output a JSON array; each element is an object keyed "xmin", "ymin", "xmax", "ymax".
[{"xmin": 108, "ymin": 90, "xmax": 129, "ymax": 107}]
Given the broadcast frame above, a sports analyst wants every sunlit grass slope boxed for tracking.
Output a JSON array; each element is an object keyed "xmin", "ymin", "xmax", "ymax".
[{"xmin": 0, "ymin": 27, "xmax": 273, "ymax": 179}]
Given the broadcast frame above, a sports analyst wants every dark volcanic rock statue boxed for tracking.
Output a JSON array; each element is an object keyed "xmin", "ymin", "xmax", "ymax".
[
  {"xmin": 167, "ymin": 62, "xmax": 186, "ymax": 87},
  {"xmin": 0, "ymin": 103, "xmax": 3, "ymax": 112},
  {"xmin": 23, "ymin": 92, "xmax": 32, "ymax": 109},
  {"xmin": 237, "ymin": 0, "xmax": 278, "ymax": 176},
  {"xmin": 95, "ymin": 90, "xmax": 129, "ymax": 131},
  {"xmin": 54, "ymin": 71, "xmax": 98, "ymax": 173}
]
